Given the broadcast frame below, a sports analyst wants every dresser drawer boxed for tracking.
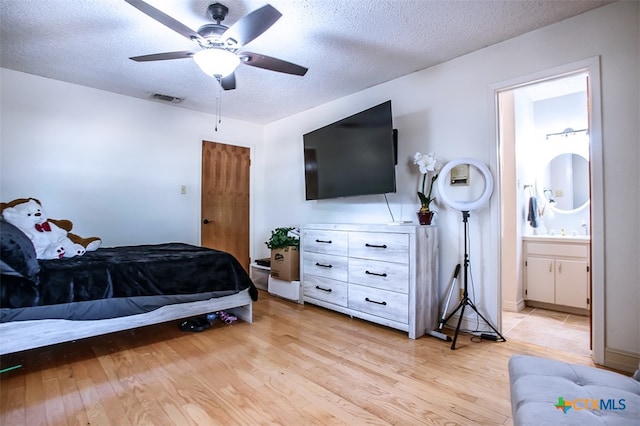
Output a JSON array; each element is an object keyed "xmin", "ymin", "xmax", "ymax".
[
  {"xmin": 348, "ymin": 258, "xmax": 409, "ymax": 293},
  {"xmin": 348, "ymin": 232, "xmax": 409, "ymax": 263},
  {"xmin": 303, "ymin": 252, "xmax": 348, "ymax": 281},
  {"xmin": 348, "ymin": 284, "xmax": 408, "ymax": 323},
  {"xmin": 303, "ymin": 275, "xmax": 348, "ymax": 307},
  {"xmin": 302, "ymin": 230, "xmax": 348, "ymax": 256}
]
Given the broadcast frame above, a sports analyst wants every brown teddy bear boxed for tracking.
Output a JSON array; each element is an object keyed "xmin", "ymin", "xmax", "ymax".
[{"xmin": 1, "ymin": 198, "xmax": 101, "ymax": 259}]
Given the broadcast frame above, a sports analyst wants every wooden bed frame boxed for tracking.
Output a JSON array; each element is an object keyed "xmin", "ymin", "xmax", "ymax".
[{"xmin": 0, "ymin": 289, "xmax": 253, "ymax": 355}]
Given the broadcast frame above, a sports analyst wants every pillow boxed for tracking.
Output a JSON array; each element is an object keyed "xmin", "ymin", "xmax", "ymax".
[{"xmin": 1, "ymin": 219, "xmax": 40, "ymax": 282}]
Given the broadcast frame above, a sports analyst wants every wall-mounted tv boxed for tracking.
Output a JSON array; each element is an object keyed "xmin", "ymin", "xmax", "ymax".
[{"xmin": 303, "ymin": 100, "xmax": 396, "ymax": 201}]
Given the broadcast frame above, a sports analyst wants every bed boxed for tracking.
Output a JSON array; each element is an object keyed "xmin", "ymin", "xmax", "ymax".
[{"xmin": 0, "ymin": 219, "xmax": 258, "ymax": 355}]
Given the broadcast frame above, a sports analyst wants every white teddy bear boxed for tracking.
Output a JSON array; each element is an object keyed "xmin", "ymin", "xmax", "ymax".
[{"xmin": 1, "ymin": 198, "xmax": 87, "ymax": 259}]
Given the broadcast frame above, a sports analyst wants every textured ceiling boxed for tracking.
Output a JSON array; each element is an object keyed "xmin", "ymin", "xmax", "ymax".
[{"xmin": 0, "ymin": 0, "xmax": 613, "ymax": 124}]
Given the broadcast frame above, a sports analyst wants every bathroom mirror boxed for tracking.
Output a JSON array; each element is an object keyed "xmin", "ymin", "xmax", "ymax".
[{"xmin": 537, "ymin": 153, "xmax": 589, "ymax": 212}]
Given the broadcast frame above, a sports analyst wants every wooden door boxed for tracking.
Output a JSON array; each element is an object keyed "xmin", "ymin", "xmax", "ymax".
[{"xmin": 201, "ymin": 141, "xmax": 250, "ymax": 272}]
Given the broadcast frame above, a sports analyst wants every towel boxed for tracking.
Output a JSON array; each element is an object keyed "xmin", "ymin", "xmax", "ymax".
[{"xmin": 527, "ymin": 196, "xmax": 539, "ymax": 228}]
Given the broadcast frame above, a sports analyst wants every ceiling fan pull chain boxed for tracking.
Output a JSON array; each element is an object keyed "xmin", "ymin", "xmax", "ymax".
[{"xmin": 215, "ymin": 77, "xmax": 222, "ymax": 132}]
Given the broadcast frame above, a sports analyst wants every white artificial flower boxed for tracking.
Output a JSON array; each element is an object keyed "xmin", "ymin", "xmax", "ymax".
[{"xmin": 413, "ymin": 152, "xmax": 438, "ymax": 174}]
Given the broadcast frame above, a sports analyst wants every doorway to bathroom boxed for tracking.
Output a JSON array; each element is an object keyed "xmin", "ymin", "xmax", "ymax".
[{"xmin": 494, "ymin": 58, "xmax": 604, "ymax": 361}]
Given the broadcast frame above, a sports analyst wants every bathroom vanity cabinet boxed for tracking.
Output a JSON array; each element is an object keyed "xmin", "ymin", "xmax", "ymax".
[{"xmin": 523, "ymin": 236, "xmax": 590, "ymax": 310}]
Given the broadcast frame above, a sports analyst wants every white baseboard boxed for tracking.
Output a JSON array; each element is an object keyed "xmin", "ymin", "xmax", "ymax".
[
  {"xmin": 443, "ymin": 311, "xmax": 502, "ymax": 334},
  {"xmin": 502, "ymin": 298, "xmax": 526, "ymax": 312},
  {"xmin": 604, "ymin": 348, "xmax": 640, "ymax": 373}
]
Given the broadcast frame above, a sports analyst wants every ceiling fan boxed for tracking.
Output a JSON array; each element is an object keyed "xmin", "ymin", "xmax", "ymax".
[{"xmin": 124, "ymin": 0, "xmax": 308, "ymax": 90}]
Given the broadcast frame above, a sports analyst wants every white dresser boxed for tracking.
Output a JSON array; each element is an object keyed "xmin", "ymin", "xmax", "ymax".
[{"xmin": 301, "ymin": 223, "xmax": 438, "ymax": 339}]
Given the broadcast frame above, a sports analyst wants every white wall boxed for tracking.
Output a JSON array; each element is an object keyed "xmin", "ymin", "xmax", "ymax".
[
  {"xmin": 259, "ymin": 1, "xmax": 639, "ymax": 368},
  {"xmin": 0, "ymin": 69, "xmax": 263, "ymax": 250}
]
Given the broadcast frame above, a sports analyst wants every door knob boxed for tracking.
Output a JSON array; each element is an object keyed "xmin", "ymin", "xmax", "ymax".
[{"xmin": 203, "ymin": 219, "xmax": 212, "ymax": 224}]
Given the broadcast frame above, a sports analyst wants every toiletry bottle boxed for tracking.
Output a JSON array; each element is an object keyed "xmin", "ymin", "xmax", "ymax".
[{"xmin": 581, "ymin": 220, "xmax": 589, "ymax": 236}]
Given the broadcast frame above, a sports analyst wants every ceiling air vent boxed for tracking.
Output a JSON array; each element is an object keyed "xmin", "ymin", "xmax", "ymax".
[{"xmin": 150, "ymin": 93, "xmax": 184, "ymax": 104}]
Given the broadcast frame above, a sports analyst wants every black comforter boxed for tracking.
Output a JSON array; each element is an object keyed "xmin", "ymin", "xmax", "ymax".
[{"xmin": 1, "ymin": 238, "xmax": 258, "ymax": 322}]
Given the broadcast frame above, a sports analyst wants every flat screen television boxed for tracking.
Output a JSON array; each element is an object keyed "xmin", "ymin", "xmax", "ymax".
[{"xmin": 303, "ymin": 100, "xmax": 396, "ymax": 200}]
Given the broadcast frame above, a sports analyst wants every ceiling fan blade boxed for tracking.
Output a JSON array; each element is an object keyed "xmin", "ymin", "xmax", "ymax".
[
  {"xmin": 220, "ymin": 73, "xmax": 236, "ymax": 90},
  {"xmin": 129, "ymin": 51, "xmax": 195, "ymax": 62},
  {"xmin": 222, "ymin": 4, "xmax": 281, "ymax": 47},
  {"xmin": 125, "ymin": 0, "xmax": 206, "ymax": 44},
  {"xmin": 240, "ymin": 52, "xmax": 308, "ymax": 76}
]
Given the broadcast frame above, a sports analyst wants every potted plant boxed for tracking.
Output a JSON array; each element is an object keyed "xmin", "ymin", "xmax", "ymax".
[
  {"xmin": 413, "ymin": 152, "xmax": 441, "ymax": 225},
  {"xmin": 265, "ymin": 227, "xmax": 299, "ymax": 250},
  {"xmin": 265, "ymin": 227, "xmax": 300, "ymax": 281}
]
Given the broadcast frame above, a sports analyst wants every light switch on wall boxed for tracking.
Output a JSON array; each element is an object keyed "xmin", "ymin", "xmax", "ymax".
[{"xmin": 181, "ymin": 185, "xmax": 187, "ymax": 195}]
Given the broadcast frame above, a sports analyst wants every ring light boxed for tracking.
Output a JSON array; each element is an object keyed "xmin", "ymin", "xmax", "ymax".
[
  {"xmin": 435, "ymin": 157, "xmax": 505, "ymax": 348},
  {"xmin": 437, "ymin": 158, "xmax": 493, "ymax": 212}
]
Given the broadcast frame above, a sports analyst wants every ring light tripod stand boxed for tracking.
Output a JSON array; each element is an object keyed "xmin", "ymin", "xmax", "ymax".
[{"xmin": 437, "ymin": 158, "xmax": 506, "ymax": 350}]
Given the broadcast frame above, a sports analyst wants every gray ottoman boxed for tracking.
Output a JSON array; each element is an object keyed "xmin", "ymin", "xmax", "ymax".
[{"xmin": 509, "ymin": 355, "xmax": 640, "ymax": 425}]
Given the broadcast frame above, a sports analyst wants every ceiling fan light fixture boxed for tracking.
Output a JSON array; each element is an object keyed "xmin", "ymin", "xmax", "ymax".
[
  {"xmin": 125, "ymin": 1, "xmax": 307, "ymax": 88},
  {"xmin": 193, "ymin": 49, "xmax": 240, "ymax": 78}
]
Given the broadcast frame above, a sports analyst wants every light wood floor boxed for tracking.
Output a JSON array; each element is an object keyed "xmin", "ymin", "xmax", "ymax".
[{"xmin": 1, "ymin": 290, "xmax": 601, "ymax": 425}]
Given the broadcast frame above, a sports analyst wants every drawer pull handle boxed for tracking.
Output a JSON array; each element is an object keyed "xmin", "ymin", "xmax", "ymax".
[
  {"xmin": 365, "ymin": 297, "xmax": 387, "ymax": 306},
  {"xmin": 365, "ymin": 243, "xmax": 387, "ymax": 249},
  {"xmin": 316, "ymin": 286, "xmax": 332, "ymax": 293},
  {"xmin": 365, "ymin": 270, "xmax": 387, "ymax": 277},
  {"xmin": 315, "ymin": 262, "xmax": 333, "ymax": 268},
  {"xmin": 316, "ymin": 239, "xmax": 332, "ymax": 244}
]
